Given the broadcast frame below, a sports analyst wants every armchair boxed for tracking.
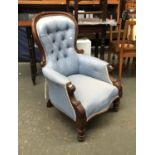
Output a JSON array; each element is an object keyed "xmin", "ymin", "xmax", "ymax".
[{"xmin": 32, "ymin": 12, "xmax": 122, "ymax": 141}]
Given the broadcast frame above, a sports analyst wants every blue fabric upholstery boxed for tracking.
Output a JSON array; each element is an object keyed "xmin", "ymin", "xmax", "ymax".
[
  {"xmin": 78, "ymin": 54, "xmax": 112, "ymax": 84},
  {"xmin": 35, "ymin": 14, "xmax": 119, "ymax": 121},
  {"xmin": 37, "ymin": 16, "xmax": 79, "ymax": 76},
  {"xmin": 68, "ymin": 74, "xmax": 118, "ymax": 120},
  {"xmin": 42, "ymin": 66, "xmax": 70, "ymax": 85},
  {"xmin": 48, "ymin": 80, "xmax": 76, "ymax": 121},
  {"xmin": 42, "ymin": 66, "xmax": 76, "ymax": 121}
]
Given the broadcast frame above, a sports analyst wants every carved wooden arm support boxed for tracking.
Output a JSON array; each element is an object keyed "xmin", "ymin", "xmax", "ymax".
[
  {"xmin": 66, "ymin": 82, "xmax": 86, "ymax": 119},
  {"xmin": 107, "ymin": 64, "xmax": 123, "ymax": 98},
  {"xmin": 67, "ymin": 82, "xmax": 81, "ymax": 107},
  {"xmin": 66, "ymin": 82, "xmax": 87, "ymax": 141}
]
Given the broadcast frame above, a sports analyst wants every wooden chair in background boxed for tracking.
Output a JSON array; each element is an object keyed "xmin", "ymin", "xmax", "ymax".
[
  {"xmin": 108, "ymin": 17, "xmax": 136, "ymax": 81},
  {"xmin": 107, "ymin": 16, "xmax": 122, "ymax": 63},
  {"xmin": 125, "ymin": 0, "xmax": 136, "ymax": 11}
]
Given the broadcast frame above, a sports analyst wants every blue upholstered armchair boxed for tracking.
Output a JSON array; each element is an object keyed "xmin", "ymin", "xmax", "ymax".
[{"xmin": 32, "ymin": 12, "xmax": 122, "ymax": 141}]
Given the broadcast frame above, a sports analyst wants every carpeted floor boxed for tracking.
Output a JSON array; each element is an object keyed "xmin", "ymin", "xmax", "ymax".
[{"xmin": 19, "ymin": 63, "xmax": 136, "ymax": 155}]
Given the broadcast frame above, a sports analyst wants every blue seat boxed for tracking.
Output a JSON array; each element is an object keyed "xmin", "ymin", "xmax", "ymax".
[
  {"xmin": 32, "ymin": 12, "xmax": 122, "ymax": 141},
  {"xmin": 68, "ymin": 74, "xmax": 118, "ymax": 120}
]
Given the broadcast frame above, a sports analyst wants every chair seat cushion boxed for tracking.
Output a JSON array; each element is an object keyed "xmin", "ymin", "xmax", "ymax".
[
  {"xmin": 110, "ymin": 41, "xmax": 136, "ymax": 52},
  {"xmin": 68, "ymin": 74, "xmax": 119, "ymax": 120}
]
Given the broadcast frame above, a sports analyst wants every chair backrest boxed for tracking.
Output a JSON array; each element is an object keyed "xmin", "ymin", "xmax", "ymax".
[
  {"xmin": 32, "ymin": 12, "xmax": 79, "ymax": 76},
  {"xmin": 121, "ymin": 18, "xmax": 136, "ymax": 50},
  {"xmin": 109, "ymin": 16, "xmax": 136, "ymax": 50},
  {"xmin": 109, "ymin": 15, "xmax": 122, "ymax": 44}
]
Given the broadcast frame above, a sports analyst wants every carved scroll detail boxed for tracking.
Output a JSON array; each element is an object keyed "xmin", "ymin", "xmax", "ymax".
[
  {"xmin": 107, "ymin": 64, "xmax": 123, "ymax": 98},
  {"xmin": 66, "ymin": 82, "xmax": 87, "ymax": 141}
]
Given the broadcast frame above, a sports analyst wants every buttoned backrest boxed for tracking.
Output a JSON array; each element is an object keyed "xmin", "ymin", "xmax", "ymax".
[{"xmin": 36, "ymin": 14, "xmax": 79, "ymax": 76}]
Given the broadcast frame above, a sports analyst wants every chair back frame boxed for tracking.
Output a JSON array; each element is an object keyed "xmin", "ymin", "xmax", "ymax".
[{"xmin": 32, "ymin": 11, "xmax": 84, "ymax": 67}]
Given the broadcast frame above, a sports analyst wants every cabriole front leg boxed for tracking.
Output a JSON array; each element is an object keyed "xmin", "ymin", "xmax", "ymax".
[
  {"xmin": 76, "ymin": 121, "xmax": 86, "ymax": 142},
  {"xmin": 76, "ymin": 105, "xmax": 87, "ymax": 142},
  {"xmin": 67, "ymin": 83, "xmax": 87, "ymax": 141}
]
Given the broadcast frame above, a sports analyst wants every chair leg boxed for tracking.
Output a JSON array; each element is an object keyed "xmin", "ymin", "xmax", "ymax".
[
  {"xmin": 112, "ymin": 98, "xmax": 120, "ymax": 112},
  {"xmin": 131, "ymin": 57, "xmax": 136, "ymax": 74},
  {"xmin": 76, "ymin": 120, "xmax": 86, "ymax": 142},
  {"xmin": 108, "ymin": 49, "xmax": 112, "ymax": 63},
  {"xmin": 112, "ymin": 54, "xmax": 116, "ymax": 66},
  {"xmin": 118, "ymin": 56, "xmax": 123, "ymax": 81},
  {"xmin": 94, "ymin": 33, "xmax": 99, "ymax": 57},
  {"xmin": 126, "ymin": 57, "xmax": 130, "ymax": 70},
  {"xmin": 47, "ymin": 99, "xmax": 53, "ymax": 108}
]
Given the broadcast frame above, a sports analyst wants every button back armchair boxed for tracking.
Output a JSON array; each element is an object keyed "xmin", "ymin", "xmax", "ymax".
[{"xmin": 32, "ymin": 12, "xmax": 122, "ymax": 141}]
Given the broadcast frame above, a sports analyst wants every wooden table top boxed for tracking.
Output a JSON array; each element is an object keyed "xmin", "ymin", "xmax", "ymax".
[{"xmin": 18, "ymin": 0, "xmax": 119, "ymax": 5}]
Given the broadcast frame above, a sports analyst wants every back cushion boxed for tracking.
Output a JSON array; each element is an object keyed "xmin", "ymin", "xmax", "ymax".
[{"xmin": 36, "ymin": 15, "xmax": 79, "ymax": 76}]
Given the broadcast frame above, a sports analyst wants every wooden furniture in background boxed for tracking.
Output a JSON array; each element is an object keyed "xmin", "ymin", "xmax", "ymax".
[
  {"xmin": 19, "ymin": 0, "xmax": 120, "ymax": 21},
  {"xmin": 124, "ymin": 0, "xmax": 136, "ymax": 19},
  {"xmin": 125, "ymin": 0, "xmax": 136, "ymax": 11},
  {"xmin": 108, "ymin": 17, "xmax": 136, "ymax": 81},
  {"xmin": 108, "ymin": 0, "xmax": 120, "ymax": 23},
  {"xmin": 66, "ymin": 0, "xmax": 107, "ymax": 22},
  {"xmin": 118, "ymin": 18, "xmax": 136, "ymax": 81},
  {"xmin": 66, "ymin": 0, "xmax": 108, "ymax": 58},
  {"xmin": 18, "ymin": 21, "xmax": 37, "ymax": 84}
]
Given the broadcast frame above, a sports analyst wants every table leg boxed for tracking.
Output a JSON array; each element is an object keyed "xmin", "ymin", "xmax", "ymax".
[
  {"xmin": 95, "ymin": 33, "xmax": 99, "ymax": 57},
  {"xmin": 100, "ymin": 29, "xmax": 106, "ymax": 60},
  {"xmin": 26, "ymin": 27, "xmax": 37, "ymax": 85}
]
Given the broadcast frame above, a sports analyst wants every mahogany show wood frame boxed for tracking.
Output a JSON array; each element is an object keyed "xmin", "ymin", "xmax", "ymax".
[{"xmin": 32, "ymin": 12, "xmax": 122, "ymax": 141}]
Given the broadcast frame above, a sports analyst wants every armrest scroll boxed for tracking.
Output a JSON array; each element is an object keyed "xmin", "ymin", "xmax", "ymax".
[
  {"xmin": 66, "ymin": 83, "xmax": 81, "ymax": 107},
  {"xmin": 107, "ymin": 64, "xmax": 123, "ymax": 97}
]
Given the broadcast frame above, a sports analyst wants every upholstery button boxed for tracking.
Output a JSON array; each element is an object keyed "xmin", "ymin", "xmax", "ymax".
[
  {"xmin": 62, "ymin": 35, "xmax": 65, "ymax": 40},
  {"xmin": 47, "ymin": 29, "xmax": 50, "ymax": 34},
  {"xmin": 59, "ymin": 47, "xmax": 61, "ymax": 51},
  {"xmin": 51, "ymin": 50, "xmax": 53, "ymax": 54},
  {"xmin": 67, "ymin": 44, "xmax": 70, "ymax": 48},
  {"xmin": 56, "ymin": 57, "xmax": 59, "ymax": 61},
  {"xmin": 66, "ymin": 25, "xmax": 69, "ymax": 30},
  {"xmin": 64, "ymin": 54, "xmax": 67, "ymax": 58},
  {"xmin": 53, "ymin": 39, "xmax": 55, "ymax": 43}
]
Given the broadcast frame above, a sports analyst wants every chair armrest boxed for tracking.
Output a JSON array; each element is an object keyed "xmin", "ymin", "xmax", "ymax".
[
  {"xmin": 78, "ymin": 54, "xmax": 112, "ymax": 84},
  {"xmin": 42, "ymin": 66, "xmax": 70, "ymax": 86},
  {"xmin": 42, "ymin": 66, "xmax": 78, "ymax": 121}
]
